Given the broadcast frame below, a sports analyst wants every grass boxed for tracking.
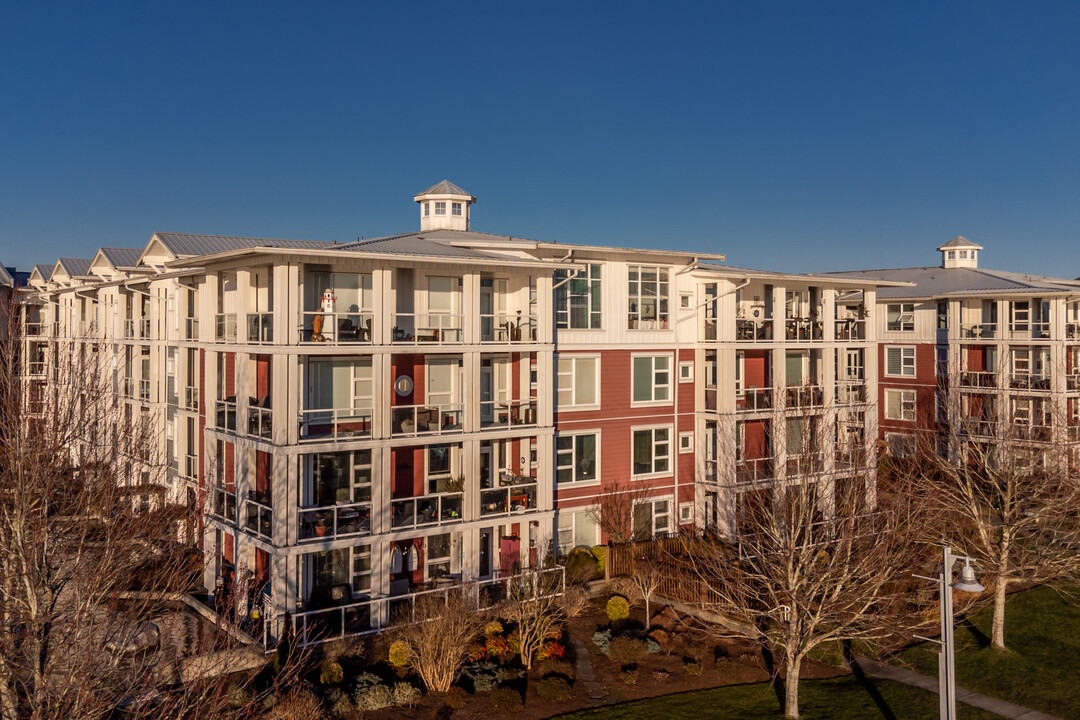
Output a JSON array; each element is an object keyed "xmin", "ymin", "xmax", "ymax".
[
  {"xmin": 894, "ymin": 583, "xmax": 1080, "ymax": 719},
  {"xmin": 555, "ymin": 675, "xmax": 1001, "ymax": 720}
]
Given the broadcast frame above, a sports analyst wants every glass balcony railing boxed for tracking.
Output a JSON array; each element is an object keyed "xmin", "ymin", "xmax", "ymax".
[
  {"xmin": 736, "ymin": 387, "xmax": 773, "ymax": 411},
  {"xmin": 736, "ymin": 457, "xmax": 775, "ymax": 485},
  {"xmin": 1011, "ymin": 424, "xmax": 1052, "ymax": 442},
  {"xmin": 243, "ymin": 496, "xmax": 273, "ymax": 539},
  {"xmin": 140, "ymin": 319, "xmax": 151, "ymax": 338},
  {"xmin": 835, "ymin": 381, "xmax": 867, "ymax": 404},
  {"xmin": 1009, "ymin": 322, "xmax": 1051, "ymax": 340},
  {"xmin": 299, "ymin": 501, "xmax": 373, "ymax": 541},
  {"xmin": 787, "ymin": 451, "xmax": 825, "ymax": 476},
  {"xmin": 391, "ymin": 313, "xmax": 464, "ymax": 344},
  {"xmin": 480, "ymin": 314, "xmax": 539, "ymax": 343},
  {"xmin": 480, "ymin": 474, "xmax": 537, "ymax": 518},
  {"xmin": 138, "ymin": 379, "xmax": 150, "ymax": 402},
  {"xmin": 959, "ymin": 322, "xmax": 997, "ymax": 339},
  {"xmin": 480, "ymin": 399, "xmax": 537, "ymax": 429},
  {"xmin": 215, "ymin": 313, "xmax": 237, "ymax": 342},
  {"xmin": 959, "ymin": 371, "xmax": 997, "ymax": 388},
  {"xmin": 247, "ymin": 313, "xmax": 274, "ymax": 343},
  {"xmin": 735, "ymin": 318, "xmax": 775, "ymax": 342},
  {"xmin": 216, "ymin": 400, "xmax": 237, "ymax": 431},
  {"xmin": 1009, "ymin": 374, "xmax": 1051, "ymax": 391},
  {"xmin": 124, "ymin": 319, "xmax": 136, "ymax": 339},
  {"xmin": 390, "ymin": 492, "xmax": 464, "ymax": 529},
  {"xmin": 183, "ymin": 454, "xmax": 199, "ymax": 481},
  {"xmin": 185, "ymin": 317, "xmax": 199, "ymax": 341},
  {"xmin": 298, "ymin": 408, "xmax": 373, "ymax": 442},
  {"xmin": 391, "ymin": 404, "xmax": 463, "ymax": 436},
  {"xmin": 783, "ymin": 318, "xmax": 824, "ymax": 341},
  {"xmin": 248, "ymin": 406, "xmax": 273, "ymax": 438},
  {"xmin": 834, "ymin": 318, "xmax": 867, "ymax": 340},
  {"xmin": 785, "ymin": 385, "xmax": 824, "ymax": 408},
  {"xmin": 300, "ymin": 311, "xmax": 373, "ymax": 344},
  {"xmin": 211, "ymin": 487, "xmax": 237, "ymax": 523},
  {"xmin": 184, "ymin": 385, "xmax": 199, "ymax": 411}
]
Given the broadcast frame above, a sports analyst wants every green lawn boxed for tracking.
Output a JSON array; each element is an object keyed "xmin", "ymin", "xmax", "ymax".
[
  {"xmin": 555, "ymin": 676, "xmax": 1000, "ymax": 720},
  {"xmin": 894, "ymin": 584, "xmax": 1080, "ymax": 719}
]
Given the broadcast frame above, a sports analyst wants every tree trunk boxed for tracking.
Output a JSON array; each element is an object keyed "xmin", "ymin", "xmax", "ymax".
[
  {"xmin": 644, "ymin": 595, "xmax": 651, "ymax": 630},
  {"xmin": 784, "ymin": 653, "xmax": 802, "ymax": 719},
  {"xmin": 991, "ymin": 576, "xmax": 1008, "ymax": 650}
]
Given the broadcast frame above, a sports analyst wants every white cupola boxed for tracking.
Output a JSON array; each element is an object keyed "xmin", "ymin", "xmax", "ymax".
[
  {"xmin": 414, "ymin": 180, "xmax": 476, "ymax": 232},
  {"xmin": 937, "ymin": 236, "xmax": 983, "ymax": 269}
]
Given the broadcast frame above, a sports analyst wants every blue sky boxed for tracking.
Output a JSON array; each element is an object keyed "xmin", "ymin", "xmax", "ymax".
[{"xmin": 1, "ymin": 1, "xmax": 1078, "ymax": 276}]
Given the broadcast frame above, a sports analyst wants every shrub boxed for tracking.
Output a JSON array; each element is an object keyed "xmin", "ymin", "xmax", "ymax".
[
  {"xmin": 560, "ymin": 584, "xmax": 592, "ymax": 618},
  {"xmin": 354, "ymin": 672, "xmax": 382, "ymax": 692},
  {"xmin": 606, "ymin": 595, "xmax": 630, "ymax": 622},
  {"xmin": 537, "ymin": 676, "xmax": 573, "ymax": 703},
  {"xmin": 489, "ymin": 687, "xmax": 523, "ymax": 713},
  {"xmin": 484, "ymin": 620, "xmax": 504, "ymax": 637},
  {"xmin": 462, "ymin": 661, "xmax": 499, "ymax": 693},
  {"xmin": 714, "ymin": 656, "xmax": 737, "ymax": 673},
  {"xmin": 319, "ymin": 660, "xmax": 344, "ymax": 686},
  {"xmin": 538, "ymin": 639, "xmax": 566, "ymax": 661},
  {"xmin": 565, "ymin": 547, "xmax": 599, "ymax": 583},
  {"xmin": 540, "ymin": 659, "xmax": 576, "ymax": 680},
  {"xmin": 226, "ymin": 683, "xmax": 252, "ymax": 708},
  {"xmin": 354, "ymin": 685, "xmax": 393, "ymax": 711},
  {"xmin": 443, "ymin": 686, "xmax": 469, "ymax": 709},
  {"xmin": 653, "ymin": 670, "xmax": 670, "ymax": 682},
  {"xmin": 485, "ymin": 633, "xmax": 513, "ymax": 659},
  {"xmin": 685, "ymin": 661, "xmax": 702, "ymax": 676},
  {"xmin": 645, "ymin": 638, "xmax": 661, "ymax": 654},
  {"xmin": 388, "ymin": 639, "xmax": 411, "ymax": 667},
  {"xmin": 591, "ymin": 545, "xmax": 606, "ymax": 571},
  {"xmin": 392, "ymin": 682, "xmax": 421, "ymax": 707},
  {"xmin": 326, "ymin": 688, "xmax": 352, "ymax": 718},
  {"xmin": 618, "ymin": 668, "xmax": 638, "ymax": 685},
  {"xmin": 607, "ymin": 636, "xmax": 647, "ymax": 667},
  {"xmin": 592, "ymin": 629, "xmax": 612, "ymax": 654},
  {"xmin": 267, "ymin": 689, "xmax": 323, "ymax": 720}
]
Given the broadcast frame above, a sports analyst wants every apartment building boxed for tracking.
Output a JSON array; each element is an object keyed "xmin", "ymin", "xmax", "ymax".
[
  {"xmin": 833, "ymin": 237, "xmax": 1080, "ymax": 462},
  {"xmin": 19, "ymin": 181, "xmax": 895, "ymax": 645}
]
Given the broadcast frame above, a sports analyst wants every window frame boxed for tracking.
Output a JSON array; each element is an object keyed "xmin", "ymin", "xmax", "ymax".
[
  {"xmin": 556, "ymin": 354, "xmax": 601, "ymax": 411},
  {"xmin": 556, "ymin": 508, "xmax": 599, "ymax": 555},
  {"xmin": 679, "ymin": 361, "xmax": 694, "ymax": 383},
  {"xmin": 885, "ymin": 346, "xmax": 916, "ymax": 377},
  {"xmin": 554, "ymin": 263, "xmax": 603, "ymax": 330},
  {"xmin": 886, "ymin": 303, "xmax": 916, "ymax": 332},
  {"xmin": 631, "ymin": 353, "xmax": 673, "ymax": 406},
  {"xmin": 631, "ymin": 425, "xmax": 673, "ymax": 479},
  {"xmin": 555, "ymin": 431, "xmax": 600, "ymax": 486},
  {"xmin": 884, "ymin": 389, "xmax": 916, "ymax": 422},
  {"xmin": 627, "ymin": 265, "xmax": 670, "ymax": 330},
  {"xmin": 434, "ymin": 201, "xmax": 446, "ymax": 215},
  {"xmin": 678, "ymin": 431, "xmax": 693, "ymax": 454}
]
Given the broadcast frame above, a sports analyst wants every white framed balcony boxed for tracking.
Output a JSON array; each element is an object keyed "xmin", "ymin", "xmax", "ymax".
[
  {"xmin": 1009, "ymin": 374, "xmax": 1051, "ymax": 391},
  {"xmin": 959, "ymin": 371, "xmax": 997, "ymax": 389},
  {"xmin": 736, "ymin": 387, "xmax": 773, "ymax": 411},
  {"xmin": 184, "ymin": 385, "xmax": 199, "ymax": 411},
  {"xmin": 243, "ymin": 495, "xmax": 273, "ymax": 540},
  {"xmin": 736, "ymin": 457, "xmax": 775, "ymax": 485},
  {"xmin": 184, "ymin": 317, "xmax": 199, "ymax": 341},
  {"xmin": 959, "ymin": 322, "xmax": 998, "ymax": 340},
  {"xmin": 735, "ymin": 318, "xmax": 775, "ymax": 342},
  {"xmin": 123, "ymin": 319, "xmax": 136, "ymax": 339},
  {"xmin": 480, "ymin": 473, "xmax": 537, "ymax": 518},
  {"xmin": 835, "ymin": 381, "xmax": 867, "ymax": 404},
  {"xmin": 1009, "ymin": 322, "xmax": 1051, "ymax": 340},
  {"xmin": 183, "ymin": 454, "xmax": 199, "ymax": 481},
  {"xmin": 391, "ymin": 313, "xmax": 464, "ymax": 344},
  {"xmin": 299, "ymin": 311, "xmax": 373, "ymax": 344},
  {"xmin": 215, "ymin": 399, "xmax": 237, "ymax": 432},
  {"xmin": 783, "ymin": 318, "xmax": 824, "ymax": 342},
  {"xmin": 390, "ymin": 492, "xmax": 464, "ymax": 529},
  {"xmin": 248, "ymin": 405, "xmax": 273, "ymax": 439},
  {"xmin": 139, "ymin": 318, "xmax": 150, "ymax": 338},
  {"xmin": 480, "ymin": 399, "xmax": 537, "ymax": 429},
  {"xmin": 214, "ymin": 313, "xmax": 237, "ymax": 342},
  {"xmin": 298, "ymin": 407, "xmax": 374, "ymax": 442},
  {"xmin": 786, "ymin": 451, "xmax": 825, "ymax": 476},
  {"xmin": 138, "ymin": 379, "xmax": 150, "ymax": 402},
  {"xmin": 480, "ymin": 313, "xmax": 539, "ymax": 343},
  {"xmin": 210, "ymin": 487, "xmax": 237, "ymax": 523},
  {"xmin": 784, "ymin": 385, "xmax": 824, "ymax": 408},
  {"xmin": 246, "ymin": 313, "xmax": 274, "ymax": 344},
  {"xmin": 391, "ymin": 404, "xmax": 463, "ymax": 437},
  {"xmin": 299, "ymin": 501, "xmax": 372, "ymax": 541},
  {"xmin": 834, "ymin": 318, "xmax": 867, "ymax": 340}
]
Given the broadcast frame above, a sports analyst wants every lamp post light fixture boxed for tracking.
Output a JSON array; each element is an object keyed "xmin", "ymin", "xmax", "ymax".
[{"xmin": 914, "ymin": 547, "xmax": 985, "ymax": 720}]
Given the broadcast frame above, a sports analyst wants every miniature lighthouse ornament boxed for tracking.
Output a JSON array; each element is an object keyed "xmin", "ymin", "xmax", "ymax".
[{"xmin": 316, "ymin": 288, "xmax": 336, "ymax": 341}]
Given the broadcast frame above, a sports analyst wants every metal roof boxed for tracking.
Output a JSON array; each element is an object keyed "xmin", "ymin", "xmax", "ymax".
[
  {"xmin": 33, "ymin": 265, "xmax": 53, "ymax": 281},
  {"xmin": 937, "ymin": 235, "xmax": 983, "ymax": 250},
  {"xmin": 827, "ymin": 266, "xmax": 1080, "ymax": 299},
  {"xmin": 414, "ymin": 180, "xmax": 475, "ymax": 200},
  {"xmin": 152, "ymin": 232, "xmax": 335, "ymax": 258},
  {"xmin": 57, "ymin": 258, "xmax": 93, "ymax": 277},
  {"xmin": 99, "ymin": 247, "xmax": 145, "ymax": 269},
  {"xmin": 0, "ymin": 265, "xmax": 12, "ymax": 287},
  {"xmin": 337, "ymin": 232, "xmax": 515, "ymax": 260}
]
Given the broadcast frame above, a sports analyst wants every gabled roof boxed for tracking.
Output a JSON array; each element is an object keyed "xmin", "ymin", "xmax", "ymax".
[
  {"xmin": 827, "ymin": 266, "xmax": 1080, "ymax": 299},
  {"xmin": 0, "ymin": 265, "xmax": 12, "ymax": 288},
  {"xmin": 98, "ymin": 247, "xmax": 144, "ymax": 269},
  {"xmin": 142, "ymin": 232, "xmax": 336, "ymax": 265},
  {"xmin": 937, "ymin": 235, "xmax": 983, "ymax": 251},
  {"xmin": 33, "ymin": 264, "xmax": 53, "ymax": 281},
  {"xmin": 56, "ymin": 257, "xmax": 93, "ymax": 278},
  {"xmin": 414, "ymin": 180, "xmax": 475, "ymax": 200}
]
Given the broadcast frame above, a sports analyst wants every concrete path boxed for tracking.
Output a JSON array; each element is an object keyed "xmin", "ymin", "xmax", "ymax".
[
  {"xmin": 571, "ymin": 638, "xmax": 609, "ymax": 706},
  {"xmin": 852, "ymin": 655, "xmax": 1064, "ymax": 720}
]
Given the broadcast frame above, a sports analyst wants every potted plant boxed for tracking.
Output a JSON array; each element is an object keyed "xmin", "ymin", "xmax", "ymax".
[
  {"xmin": 445, "ymin": 475, "xmax": 465, "ymax": 494},
  {"xmin": 314, "ymin": 518, "xmax": 329, "ymax": 537}
]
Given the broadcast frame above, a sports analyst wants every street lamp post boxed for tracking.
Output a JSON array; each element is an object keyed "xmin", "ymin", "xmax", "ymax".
[{"xmin": 914, "ymin": 546, "xmax": 985, "ymax": 720}]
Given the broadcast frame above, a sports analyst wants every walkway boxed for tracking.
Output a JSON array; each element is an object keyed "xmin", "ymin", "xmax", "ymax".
[
  {"xmin": 852, "ymin": 655, "xmax": 1064, "ymax": 720},
  {"xmin": 571, "ymin": 637, "xmax": 609, "ymax": 706}
]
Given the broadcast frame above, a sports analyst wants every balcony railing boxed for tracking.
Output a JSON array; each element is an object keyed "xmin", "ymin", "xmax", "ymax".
[
  {"xmin": 140, "ymin": 319, "xmax": 151, "ymax": 338},
  {"xmin": 299, "ymin": 501, "xmax": 373, "ymax": 541},
  {"xmin": 787, "ymin": 451, "xmax": 825, "ymax": 476},
  {"xmin": 391, "ymin": 403, "xmax": 463, "ymax": 437},
  {"xmin": 1011, "ymin": 424, "xmax": 1052, "ymax": 442},
  {"xmin": 211, "ymin": 487, "xmax": 237, "ymax": 523},
  {"xmin": 216, "ymin": 400, "xmax": 237, "ymax": 431},
  {"xmin": 705, "ymin": 386, "xmax": 717, "ymax": 411},
  {"xmin": 959, "ymin": 322, "xmax": 997, "ymax": 339},
  {"xmin": 1068, "ymin": 323, "xmax": 1080, "ymax": 340},
  {"xmin": 124, "ymin": 319, "xmax": 136, "ymax": 338},
  {"xmin": 959, "ymin": 371, "xmax": 997, "ymax": 388},
  {"xmin": 390, "ymin": 492, "xmax": 464, "ymax": 529},
  {"xmin": 1069, "ymin": 374, "xmax": 1080, "ymax": 392},
  {"xmin": 298, "ymin": 407, "xmax": 374, "ymax": 442},
  {"xmin": 736, "ymin": 387, "xmax": 773, "ymax": 411},
  {"xmin": 248, "ymin": 406, "xmax": 273, "ymax": 439},
  {"xmin": 299, "ymin": 311, "xmax": 373, "ymax": 344},
  {"xmin": 183, "ymin": 454, "xmax": 199, "ymax": 481},
  {"xmin": 391, "ymin": 313, "xmax": 464, "ymax": 344},
  {"xmin": 1069, "ymin": 425, "xmax": 1080, "ymax": 442},
  {"xmin": 785, "ymin": 385, "xmax": 824, "ymax": 408},
  {"xmin": 736, "ymin": 318, "xmax": 774, "ymax": 342},
  {"xmin": 784, "ymin": 318, "xmax": 824, "ymax": 341},
  {"xmin": 185, "ymin": 317, "xmax": 199, "ymax": 341},
  {"xmin": 960, "ymin": 419, "xmax": 998, "ymax": 438},
  {"xmin": 25, "ymin": 322, "xmax": 43, "ymax": 337},
  {"xmin": 184, "ymin": 385, "xmax": 199, "ymax": 411},
  {"xmin": 480, "ymin": 314, "xmax": 539, "ymax": 343},
  {"xmin": 1009, "ymin": 374, "xmax": 1050, "ymax": 391},
  {"xmin": 80, "ymin": 320, "xmax": 97, "ymax": 337},
  {"xmin": 215, "ymin": 313, "xmax": 237, "ymax": 342},
  {"xmin": 481, "ymin": 473, "xmax": 537, "ymax": 518},
  {"xmin": 480, "ymin": 399, "xmax": 537, "ymax": 429},
  {"xmin": 835, "ymin": 381, "xmax": 867, "ymax": 404},
  {"xmin": 121, "ymin": 377, "xmax": 134, "ymax": 398},
  {"xmin": 834, "ymin": 318, "xmax": 867, "ymax": 341},
  {"xmin": 243, "ymin": 496, "xmax": 273, "ymax": 539},
  {"xmin": 736, "ymin": 457, "xmax": 775, "ymax": 485},
  {"xmin": 26, "ymin": 361, "xmax": 45, "ymax": 377},
  {"xmin": 138, "ymin": 379, "xmax": 150, "ymax": 402},
  {"xmin": 247, "ymin": 313, "xmax": 274, "ymax": 343},
  {"xmin": 1009, "ymin": 322, "xmax": 1051, "ymax": 340}
]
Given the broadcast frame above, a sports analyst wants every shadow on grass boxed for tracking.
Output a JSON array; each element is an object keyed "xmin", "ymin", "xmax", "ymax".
[
  {"xmin": 844, "ymin": 641, "xmax": 898, "ymax": 720},
  {"xmin": 957, "ymin": 617, "xmax": 991, "ymax": 650},
  {"xmin": 761, "ymin": 645, "xmax": 785, "ymax": 710}
]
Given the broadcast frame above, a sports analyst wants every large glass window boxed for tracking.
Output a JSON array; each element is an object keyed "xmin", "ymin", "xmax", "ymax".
[
  {"xmin": 628, "ymin": 265, "xmax": 669, "ymax": 329},
  {"xmin": 632, "ymin": 355, "xmax": 671, "ymax": 403},
  {"xmin": 632, "ymin": 498, "xmax": 672, "ymax": 540},
  {"xmin": 632, "ymin": 427, "xmax": 670, "ymax": 476},
  {"xmin": 556, "ymin": 510, "xmax": 598, "ymax": 554},
  {"xmin": 556, "ymin": 433, "xmax": 598, "ymax": 484},
  {"xmin": 555, "ymin": 263, "xmax": 602, "ymax": 329},
  {"xmin": 427, "ymin": 533, "xmax": 452, "ymax": 579},
  {"xmin": 885, "ymin": 346, "xmax": 916, "ymax": 377},
  {"xmin": 557, "ymin": 356, "xmax": 599, "ymax": 408},
  {"xmin": 886, "ymin": 303, "xmax": 915, "ymax": 332},
  {"xmin": 884, "ymin": 389, "xmax": 916, "ymax": 421}
]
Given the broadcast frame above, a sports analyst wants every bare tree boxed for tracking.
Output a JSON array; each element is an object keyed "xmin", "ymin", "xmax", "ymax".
[
  {"xmin": 587, "ymin": 480, "xmax": 648, "ymax": 547},
  {"xmin": 391, "ymin": 592, "xmax": 487, "ymax": 693},
  {"xmin": 626, "ymin": 553, "xmax": 664, "ymax": 630},
  {"xmin": 504, "ymin": 563, "xmax": 565, "ymax": 670}
]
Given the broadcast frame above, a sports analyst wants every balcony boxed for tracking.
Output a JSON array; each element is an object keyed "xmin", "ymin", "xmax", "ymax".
[
  {"xmin": 835, "ymin": 381, "xmax": 867, "ymax": 405},
  {"xmin": 736, "ymin": 457, "xmax": 775, "ymax": 485},
  {"xmin": 785, "ymin": 385, "xmax": 824, "ymax": 408},
  {"xmin": 784, "ymin": 318, "xmax": 824, "ymax": 342},
  {"xmin": 736, "ymin": 387, "xmax": 773, "ymax": 411},
  {"xmin": 138, "ymin": 379, "xmax": 150, "ymax": 402},
  {"xmin": 299, "ymin": 501, "xmax": 373, "ymax": 541},
  {"xmin": 705, "ymin": 386, "xmax": 717, "ymax": 411},
  {"xmin": 787, "ymin": 451, "xmax": 825, "ymax": 476},
  {"xmin": 183, "ymin": 454, "xmax": 199, "ymax": 481},
  {"xmin": 121, "ymin": 377, "xmax": 135, "ymax": 399},
  {"xmin": 1009, "ymin": 322, "xmax": 1051, "ymax": 340},
  {"xmin": 215, "ymin": 313, "xmax": 237, "ymax": 342},
  {"xmin": 736, "ymin": 318, "xmax": 775, "ymax": 342},
  {"xmin": 1009, "ymin": 374, "xmax": 1051, "ymax": 391},
  {"xmin": 184, "ymin": 385, "xmax": 199, "ymax": 411},
  {"xmin": 1068, "ymin": 323, "xmax": 1080, "ymax": 339},
  {"xmin": 480, "ymin": 314, "xmax": 538, "ymax": 343},
  {"xmin": 140, "ymin": 319, "xmax": 151, "ymax": 338},
  {"xmin": 185, "ymin": 317, "xmax": 199, "ymax": 341},
  {"xmin": 124, "ymin": 319, "xmax": 136, "ymax": 339},
  {"xmin": 246, "ymin": 313, "xmax": 274, "ymax": 343},
  {"xmin": 1069, "ymin": 425, "xmax": 1080, "ymax": 442},
  {"xmin": 960, "ymin": 371, "xmax": 997, "ymax": 388},
  {"xmin": 1011, "ymin": 424, "xmax": 1052, "ymax": 442},
  {"xmin": 961, "ymin": 419, "xmax": 998, "ymax": 438},
  {"xmin": 26, "ymin": 361, "xmax": 45, "ymax": 377},
  {"xmin": 216, "ymin": 399, "xmax": 237, "ymax": 432},
  {"xmin": 391, "ymin": 313, "xmax": 464, "ymax": 344},
  {"xmin": 249, "ymin": 405, "xmax": 273, "ymax": 439},
  {"xmin": 480, "ymin": 400, "xmax": 537, "ymax": 429},
  {"xmin": 391, "ymin": 404, "xmax": 463, "ymax": 437},
  {"xmin": 210, "ymin": 487, "xmax": 237, "ymax": 523},
  {"xmin": 959, "ymin": 323, "xmax": 998, "ymax": 340},
  {"xmin": 298, "ymin": 408, "xmax": 373, "ymax": 442},
  {"xmin": 834, "ymin": 318, "xmax": 867, "ymax": 341},
  {"xmin": 25, "ymin": 322, "xmax": 43, "ymax": 337},
  {"xmin": 243, "ymin": 495, "xmax": 273, "ymax": 540},
  {"xmin": 1069, "ymin": 374, "xmax": 1080, "ymax": 392},
  {"xmin": 300, "ymin": 311, "xmax": 373, "ymax": 344},
  {"xmin": 480, "ymin": 473, "xmax": 537, "ymax": 518},
  {"xmin": 391, "ymin": 492, "xmax": 464, "ymax": 529}
]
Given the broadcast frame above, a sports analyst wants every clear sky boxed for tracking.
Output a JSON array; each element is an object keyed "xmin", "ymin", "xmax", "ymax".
[{"xmin": 1, "ymin": 1, "xmax": 1078, "ymax": 276}]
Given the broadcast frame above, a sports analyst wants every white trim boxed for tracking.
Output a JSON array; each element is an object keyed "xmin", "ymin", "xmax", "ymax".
[
  {"xmin": 630, "ymin": 352, "xmax": 674, "ymax": 407},
  {"xmin": 884, "ymin": 389, "xmax": 916, "ymax": 421},
  {"xmin": 885, "ymin": 346, "xmax": 916, "ymax": 377},
  {"xmin": 679, "ymin": 361, "xmax": 694, "ymax": 383},
  {"xmin": 630, "ymin": 424, "xmax": 673, "ymax": 479},
  {"xmin": 678, "ymin": 431, "xmax": 693, "ymax": 453},
  {"xmin": 555, "ymin": 429, "xmax": 601, "ymax": 487},
  {"xmin": 556, "ymin": 353, "xmax": 601, "ymax": 411}
]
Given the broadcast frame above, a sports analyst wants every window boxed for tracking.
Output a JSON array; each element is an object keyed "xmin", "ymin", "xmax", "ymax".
[
  {"xmin": 886, "ymin": 346, "xmax": 916, "ymax": 377},
  {"xmin": 628, "ymin": 265, "xmax": 669, "ymax": 329},
  {"xmin": 937, "ymin": 301, "xmax": 948, "ymax": 330},
  {"xmin": 556, "ymin": 510, "xmax": 598, "ymax": 555},
  {"xmin": 679, "ymin": 502, "xmax": 694, "ymax": 525},
  {"xmin": 885, "ymin": 432, "xmax": 915, "ymax": 458},
  {"xmin": 633, "ymin": 497, "xmax": 672, "ymax": 539},
  {"xmin": 451, "ymin": 202, "xmax": 462, "ymax": 216},
  {"xmin": 427, "ymin": 533, "xmax": 452, "ymax": 579},
  {"xmin": 679, "ymin": 361, "xmax": 693, "ymax": 382},
  {"xmin": 556, "ymin": 433, "xmax": 598, "ymax": 484},
  {"xmin": 434, "ymin": 201, "xmax": 446, "ymax": 215},
  {"xmin": 424, "ymin": 202, "xmax": 430, "ymax": 217},
  {"xmin": 948, "ymin": 251, "xmax": 955, "ymax": 260},
  {"xmin": 960, "ymin": 250, "xmax": 968, "ymax": 259},
  {"xmin": 884, "ymin": 389, "xmax": 916, "ymax": 421},
  {"xmin": 886, "ymin": 303, "xmax": 915, "ymax": 331},
  {"xmin": 679, "ymin": 293, "xmax": 692, "ymax": 309},
  {"xmin": 554, "ymin": 263, "xmax": 602, "ymax": 329},
  {"xmin": 632, "ymin": 355, "xmax": 671, "ymax": 404},
  {"xmin": 557, "ymin": 355, "xmax": 599, "ymax": 408},
  {"xmin": 632, "ymin": 427, "xmax": 671, "ymax": 476},
  {"xmin": 679, "ymin": 431, "xmax": 693, "ymax": 453}
]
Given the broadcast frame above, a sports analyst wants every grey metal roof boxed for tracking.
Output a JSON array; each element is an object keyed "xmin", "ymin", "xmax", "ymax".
[
  {"xmin": 0, "ymin": 265, "xmax": 12, "ymax": 287},
  {"xmin": 33, "ymin": 264, "xmax": 52, "ymax": 281},
  {"xmin": 99, "ymin": 247, "xmax": 144, "ymax": 269},
  {"xmin": 937, "ymin": 235, "xmax": 982, "ymax": 250},
  {"xmin": 827, "ymin": 266, "xmax": 1080, "ymax": 299},
  {"xmin": 152, "ymin": 232, "xmax": 336, "ymax": 258},
  {"xmin": 337, "ymin": 232, "xmax": 511, "ymax": 260},
  {"xmin": 57, "ymin": 258, "xmax": 93, "ymax": 277},
  {"xmin": 414, "ymin": 180, "xmax": 475, "ymax": 199}
]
